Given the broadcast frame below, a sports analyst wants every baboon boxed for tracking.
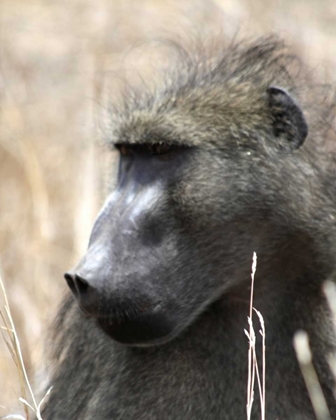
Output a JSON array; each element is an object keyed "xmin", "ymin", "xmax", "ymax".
[{"xmin": 41, "ymin": 38, "xmax": 336, "ymax": 419}]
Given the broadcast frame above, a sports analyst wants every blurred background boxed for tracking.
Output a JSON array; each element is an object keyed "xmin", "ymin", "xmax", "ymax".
[{"xmin": 1, "ymin": 0, "xmax": 336, "ymax": 415}]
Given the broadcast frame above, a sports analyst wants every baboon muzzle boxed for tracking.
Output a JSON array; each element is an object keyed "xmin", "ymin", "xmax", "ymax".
[{"xmin": 64, "ymin": 255, "xmax": 173, "ymax": 346}]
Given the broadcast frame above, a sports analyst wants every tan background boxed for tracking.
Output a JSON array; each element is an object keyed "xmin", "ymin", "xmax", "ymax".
[{"xmin": 1, "ymin": 0, "xmax": 336, "ymax": 415}]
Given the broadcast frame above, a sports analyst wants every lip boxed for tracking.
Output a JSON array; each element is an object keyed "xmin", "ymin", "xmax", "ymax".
[{"xmin": 93, "ymin": 303, "xmax": 172, "ymax": 345}]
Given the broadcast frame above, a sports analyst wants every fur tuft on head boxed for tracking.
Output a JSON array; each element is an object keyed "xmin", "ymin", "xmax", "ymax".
[{"xmin": 105, "ymin": 37, "xmax": 335, "ymax": 156}]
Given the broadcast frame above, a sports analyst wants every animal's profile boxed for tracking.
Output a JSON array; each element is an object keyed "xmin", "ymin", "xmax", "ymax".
[{"xmin": 41, "ymin": 38, "xmax": 336, "ymax": 419}]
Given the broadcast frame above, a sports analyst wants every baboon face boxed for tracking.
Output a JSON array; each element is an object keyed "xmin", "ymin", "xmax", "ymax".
[{"xmin": 65, "ymin": 76, "xmax": 308, "ymax": 346}]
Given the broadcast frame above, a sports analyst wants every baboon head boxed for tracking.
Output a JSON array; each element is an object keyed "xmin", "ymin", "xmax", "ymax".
[{"xmin": 65, "ymin": 40, "xmax": 309, "ymax": 346}]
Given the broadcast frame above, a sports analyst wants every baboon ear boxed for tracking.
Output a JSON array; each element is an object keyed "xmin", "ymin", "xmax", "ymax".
[{"xmin": 267, "ymin": 86, "xmax": 308, "ymax": 150}]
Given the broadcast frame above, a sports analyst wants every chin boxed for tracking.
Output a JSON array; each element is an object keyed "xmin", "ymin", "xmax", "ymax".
[{"xmin": 96, "ymin": 311, "xmax": 176, "ymax": 347}]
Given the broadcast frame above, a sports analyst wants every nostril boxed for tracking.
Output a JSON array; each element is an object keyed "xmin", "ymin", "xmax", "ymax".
[
  {"xmin": 75, "ymin": 274, "xmax": 89, "ymax": 295},
  {"xmin": 64, "ymin": 272, "xmax": 77, "ymax": 295},
  {"xmin": 64, "ymin": 272, "xmax": 90, "ymax": 297}
]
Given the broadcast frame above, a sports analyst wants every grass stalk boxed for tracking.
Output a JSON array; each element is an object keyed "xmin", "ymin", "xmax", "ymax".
[
  {"xmin": 0, "ymin": 270, "xmax": 52, "ymax": 420},
  {"xmin": 245, "ymin": 252, "xmax": 266, "ymax": 420}
]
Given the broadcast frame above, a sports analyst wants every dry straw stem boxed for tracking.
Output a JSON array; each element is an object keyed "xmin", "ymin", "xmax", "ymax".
[
  {"xmin": 0, "ymin": 269, "xmax": 52, "ymax": 420},
  {"xmin": 293, "ymin": 330, "xmax": 331, "ymax": 420},
  {"xmin": 244, "ymin": 252, "xmax": 266, "ymax": 420},
  {"xmin": 323, "ymin": 281, "xmax": 336, "ymax": 398}
]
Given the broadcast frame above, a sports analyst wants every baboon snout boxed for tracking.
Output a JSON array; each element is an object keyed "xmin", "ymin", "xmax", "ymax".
[
  {"xmin": 64, "ymin": 253, "xmax": 177, "ymax": 345},
  {"xmin": 64, "ymin": 245, "xmax": 116, "ymax": 316},
  {"xmin": 64, "ymin": 272, "xmax": 89, "ymax": 297},
  {"xmin": 64, "ymin": 270, "xmax": 103, "ymax": 317}
]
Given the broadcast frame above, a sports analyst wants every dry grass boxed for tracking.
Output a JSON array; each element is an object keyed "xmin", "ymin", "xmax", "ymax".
[
  {"xmin": 0, "ymin": 272, "xmax": 52, "ymax": 420},
  {"xmin": 245, "ymin": 253, "xmax": 266, "ymax": 420},
  {"xmin": 245, "ymin": 260, "xmax": 336, "ymax": 420},
  {"xmin": 1, "ymin": 0, "xmax": 336, "ymax": 416},
  {"xmin": 294, "ymin": 331, "xmax": 332, "ymax": 420},
  {"xmin": 292, "ymin": 282, "xmax": 336, "ymax": 420}
]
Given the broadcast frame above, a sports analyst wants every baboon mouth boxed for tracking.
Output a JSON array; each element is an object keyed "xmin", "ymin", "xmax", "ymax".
[
  {"xmin": 78, "ymin": 305, "xmax": 95, "ymax": 318},
  {"xmin": 95, "ymin": 305, "xmax": 173, "ymax": 345}
]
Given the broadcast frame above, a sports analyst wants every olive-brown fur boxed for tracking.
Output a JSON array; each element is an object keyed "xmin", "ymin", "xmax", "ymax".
[{"xmin": 40, "ymin": 38, "xmax": 336, "ymax": 419}]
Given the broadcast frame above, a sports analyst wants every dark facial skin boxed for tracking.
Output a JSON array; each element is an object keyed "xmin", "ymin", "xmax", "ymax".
[
  {"xmin": 65, "ymin": 142, "xmax": 268, "ymax": 346},
  {"xmin": 65, "ymin": 144, "xmax": 200, "ymax": 345}
]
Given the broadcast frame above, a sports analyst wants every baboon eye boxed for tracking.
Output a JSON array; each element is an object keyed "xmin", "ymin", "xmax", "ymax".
[
  {"xmin": 115, "ymin": 143, "xmax": 178, "ymax": 158},
  {"xmin": 152, "ymin": 143, "xmax": 176, "ymax": 156},
  {"xmin": 117, "ymin": 144, "xmax": 133, "ymax": 156}
]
